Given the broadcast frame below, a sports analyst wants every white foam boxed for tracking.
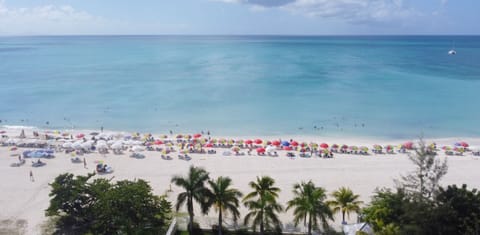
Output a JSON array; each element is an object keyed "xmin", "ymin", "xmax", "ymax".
[{"xmin": 1, "ymin": 125, "xmax": 38, "ymax": 130}]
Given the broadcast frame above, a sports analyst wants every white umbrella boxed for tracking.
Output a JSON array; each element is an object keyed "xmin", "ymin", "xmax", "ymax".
[
  {"xmin": 111, "ymin": 142, "xmax": 123, "ymax": 150},
  {"xmin": 62, "ymin": 142, "xmax": 72, "ymax": 148},
  {"xmin": 132, "ymin": 145, "xmax": 144, "ymax": 152},
  {"xmin": 96, "ymin": 140, "xmax": 108, "ymax": 150},
  {"xmin": 266, "ymin": 145, "xmax": 276, "ymax": 153},
  {"xmin": 73, "ymin": 141, "xmax": 83, "ymax": 149}
]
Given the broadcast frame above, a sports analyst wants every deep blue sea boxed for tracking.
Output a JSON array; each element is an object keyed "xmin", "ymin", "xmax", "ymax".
[{"xmin": 1, "ymin": 36, "xmax": 479, "ymax": 138}]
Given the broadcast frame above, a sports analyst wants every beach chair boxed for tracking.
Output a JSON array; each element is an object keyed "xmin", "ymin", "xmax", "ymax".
[{"xmin": 10, "ymin": 159, "xmax": 26, "ymax": 167}]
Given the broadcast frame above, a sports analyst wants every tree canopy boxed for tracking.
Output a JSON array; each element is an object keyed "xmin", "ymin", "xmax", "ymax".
[{"xmin": 47, "ymin": 173, "xmax": 172, "ymax": 235}]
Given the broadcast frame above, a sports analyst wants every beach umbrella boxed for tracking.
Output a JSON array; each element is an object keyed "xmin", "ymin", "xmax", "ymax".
[
  {"xmin": 111, "ymin": 142, "xmax": 123, "ymax": 150},
  {"xmin": 403, "ymin": 141, "xmax": 414, "ymax": 150},
  {"xmin": 283, "ymin": 146, "xmax": 293, "ymax": 151},
  {"xmin": 176, "ymin": 134, "xmax": 183, "ymax": 139},
  {"xmin": 154, "ymin": 140, "xmax": 163, "ymax": 145},
  {"xmin": 256, "ymin": 147, "xmax": 266, "ymax": 153},
  {"xmin": 360, "ymin": 146, "xmax": 369, "ymax": 152},
  {"xmin": 194, "ymin": 133, "xmax": 202, "ymax": 138},
  {"xmin": 204, "ymin": 143, "xmax": 213, "ymax": 148},
  {"xmin": 456, "ymin": 141, "xmax": 469, "ymax": 148},
  {"xmin": 281, "ymin": 141, "xmax": 290, "ymax": 147},
  {"xmin": 97, "ymin": 142, "xmax": 108, "ymax": 150},
  {"xmin": 341, "ymin": 144, "xmax": 348, "ymax": 150},
  {"xmin": 291, "ymin": 141, "xmax": 299, "ymax": 147},
  {"xmin": 254, "ymin": 139, "xmax": 263, "ymax": 145},
  {"xmin": 62, "ymin": 142, "xmax": 72, "ymax": 148},
  {"xmin": 90, "ymin": 132, "xmax": 99, "ymax": 136},
  {"xmin": 245, "ymin": 140, "xmax": 253, "ymax": 145},
  {"xmin": 132, "ymin": 145, "xmax": 144, "ymax": 152},
  {"xmin": 300, "ymin": 142, "xmax": 308, "ymax": 148},
  {"xmin": 349, "ymin": 146, "xmax": 358, "ymax": 151},
  {"xmin": 76, "ymin": 134, "xmax": 85, "ymax": 139},
  {"xmin": 237, "ymin": 139, "xmax": 244, "ymax": 145},
  {"xmin": 272, "ymin": 140, "xmax": 281, "ymax": 146},
  {"xmin": 266, "ymin": 145, "xmax": 276, "ymax": 153},
  {"xmin": 231, "ymin": 146, "xmax": 241, "ymax": 152},
  {"xmin": 373, "ymin": 144, "xmax": 382, "ymax": 150},
  {"xmin": 320, "ymin": 143, "xmax": 329, "ymax": 149}
]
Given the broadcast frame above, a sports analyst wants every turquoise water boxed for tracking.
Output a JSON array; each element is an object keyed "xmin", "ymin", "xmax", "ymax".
[{"xmin": 0, "ymin": 36, "xmax": 479, "ymax": 138}]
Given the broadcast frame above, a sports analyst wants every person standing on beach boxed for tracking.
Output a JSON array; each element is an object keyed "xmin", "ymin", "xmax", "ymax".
[
  {"xmin": 29, "ymin": 170, "xmax": 34, "ymax": 182},
  {"xmin": 101, "ymin": 126, "xmax": 104, "ymax": 132},
  {"xmin": 83, "ymin": 158, "xmax": 87, "ymax": 169}
]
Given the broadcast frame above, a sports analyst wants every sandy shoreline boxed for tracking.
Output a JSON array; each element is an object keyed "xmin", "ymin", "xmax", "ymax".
[{"xmin": 1, "ymin": 127, "xmax": 480, "ymax": 234}]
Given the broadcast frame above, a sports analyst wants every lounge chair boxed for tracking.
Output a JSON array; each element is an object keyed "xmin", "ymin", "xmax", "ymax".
[
  {"xmin": 130, "ymin": 153, "xmax": 145, "ymax": 159},
  {"xmin": 32, "ymin": 161, "xmax": 46, "ymax": 167},
  {"xmin": 96, "ymin": 163, "xmax": 113, "ymax": 174},
  {"xmin": 10, "ymin": 159, "xmax": 26, "ymax": 167},
  {"xmin": 71, "ymin": 157, "xmax": 82, "ymax": 163}
]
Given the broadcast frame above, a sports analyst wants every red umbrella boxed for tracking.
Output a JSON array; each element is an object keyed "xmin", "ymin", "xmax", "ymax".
[
  {"xmin": 291, "ymin": 141, "xmax": 299, "ymax": 147},
  {"xmin": 283, "ymin": 146, "xmax": 293, "ymax": 151},
  {"xmin": 256, "ymin": 147, "xmax": 266, "ymax": 153},
  {"xmin": 245, "ymin": 140, "xmax": 253, "ymax": 145},
  {"xmin": 320, "ymin": 143, "xmax": 329, "ymax": 149},
  {"xmin": 194, "ymin": 133, "xmax": 202, "ymax": 138},
  {"xmin": 76, "ymin": 134, "xmax": 85, "ymax": 139},
  {"xmin": 154, "ymin": 140, "xmax": 163, "ymax": 145},
  {"xmin": 254, "ymin": 139, "xmax": 263, "ymax": 145},
  {"xmin": 204, "ymin": 143, "xmax": 213, "ymax": 148},
  {"xmin": 272, "ymin": 140, "xmax": 281, "ymax": 146},
  {"xmin": 460, "ymin": 141, "xmax": 469, "ymax": 147},
  {"xmin": 176, "ymin": 134, "xmax": 183, "ymax": 138},
  {"xmin": 403, "ymin": 141, "xmax": 413, "ymax": 150}
]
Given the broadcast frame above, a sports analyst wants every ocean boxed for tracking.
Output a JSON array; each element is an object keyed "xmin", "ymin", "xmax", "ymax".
[{"xmin": 1, "ymin": 35, "xmax": 479, "ymax": 138}]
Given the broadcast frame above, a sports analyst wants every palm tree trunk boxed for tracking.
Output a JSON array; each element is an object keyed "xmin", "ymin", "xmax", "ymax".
[
  {"xmin": 218, "ymin": 209, "xmax": 223, "ymax": 235},
  {"xmin": 342, "ymin": 210, "xmax": 346, "ymax": 225},
  {"xmin": 188, "ymin": 198, "xmax": 194, "ymax": 235},
  {"xmin": 260, "ymin": 209, "xmax": 264, "ymax": 235},
  {"xmin": 308, "ymin": 213, "xmax": 312, "ymax": 235}
]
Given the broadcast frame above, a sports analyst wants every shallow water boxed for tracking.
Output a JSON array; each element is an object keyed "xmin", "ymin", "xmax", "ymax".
[{"xmin": 1, "ymin": 36, "xmax": 479, "ymax": 138}]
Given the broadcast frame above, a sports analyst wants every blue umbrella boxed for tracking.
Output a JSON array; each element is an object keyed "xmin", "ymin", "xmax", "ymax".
[{"xmin": 281, "ymin": 141, "xmax": 290, "ymax": 147}]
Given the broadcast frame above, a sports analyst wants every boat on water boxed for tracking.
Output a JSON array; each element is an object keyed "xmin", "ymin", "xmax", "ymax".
[{"xmin": 448, "ymin": 49, "xmax": 456, "ymax": 55}]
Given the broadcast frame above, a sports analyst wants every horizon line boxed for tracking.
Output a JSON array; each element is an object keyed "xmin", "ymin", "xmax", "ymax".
[{"xmin": 1, "ymin": 33, "xmax": 479, "ymax": 37}]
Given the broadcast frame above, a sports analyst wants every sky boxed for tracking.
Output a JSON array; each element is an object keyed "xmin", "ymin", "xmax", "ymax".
[{"xmin": 0, "ymin": 0, "xmax": 478, "ymax": 35}]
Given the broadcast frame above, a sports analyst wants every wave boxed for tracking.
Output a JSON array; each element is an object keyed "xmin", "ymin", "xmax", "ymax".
[{"xmin": 1, "ymin": 125, "xmax": 38, "ymax": 130}]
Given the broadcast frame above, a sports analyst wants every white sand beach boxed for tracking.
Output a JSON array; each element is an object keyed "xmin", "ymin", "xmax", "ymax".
[{"xmin": 1, "ymin": 128, "xmax": 480, "ymax": 234}]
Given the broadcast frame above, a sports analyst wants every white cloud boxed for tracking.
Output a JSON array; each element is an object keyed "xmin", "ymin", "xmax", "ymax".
[
  {"xmin": 216, "ymin": 0, "xmax": 419, "ymax": 24},
  {"xmin": 0, "ymin": 1, "xmax": 105, "ymax": 35}
]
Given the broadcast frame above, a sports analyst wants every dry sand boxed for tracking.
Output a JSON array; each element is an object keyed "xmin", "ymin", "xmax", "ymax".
[{"xmin": 1, "ymin": 129, "xmax": 480, "ymax": 234}]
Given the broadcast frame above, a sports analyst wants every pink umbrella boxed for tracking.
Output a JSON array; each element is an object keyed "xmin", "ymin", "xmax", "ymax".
[
  {"xmin": 291, "ymin": 141, "xmax": 299, "ymax": 147},
  {"xmin": 256, "ymin": 147, "xmax": 266, "ymax": 153},
  {"xmin": 245, "ymin": 140, "xmax": 253, "ymax": 145},
  {"xmin": 76, "ymin": 134, "xmax": 85, "ymax": 139},
  {"xmin": 254, "ymin": 139, "xmax": 263, "ymax": 145},
  {"xmin": 272, "ymin": 140, "xmax": 281, "ymax": 146},
  {"xmin": 283, "ymin": 146, "xmax": 293, "ymax": 151},
  {"xmin": 204, "ymin": 143, "xmax": 213, "ymax": 148},
  {"xmin": 320, "ymin": 143, "xmax": 329, "ymax": 149},
  {"xmin": 176, "ymin": 134, "xmax": 183, "ymax": 138},
  {"xmin": 403, "ymin": 141, "xmax": 413, "ymax": 150},
  {"xmin": 460, "ymin": 141, "xmax": 469, "ymax": 148},
  {"xmin": 341, "ymin": 144, "xmax": 348, "ymax": 149},
  {"xmin": 154, "ymin": 140, "xmax": 163, "ymax": 145},
  {"xmin": 194, "ymin": 133, "xmax": 202, "ymax": 138}
]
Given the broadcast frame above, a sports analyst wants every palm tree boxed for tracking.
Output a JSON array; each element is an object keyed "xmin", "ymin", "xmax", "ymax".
[
  {"xmin": 171, "ymin": 165, "xmax": 210, "ymax": 235},
  {"xmin": 243, "ymin": 176, "xmax": 283, "ymax": 235},
  {"xmin": 327, "ymin": 187, "xmax": 363, "ymax": 225},
  {"xmin": 205, "ymin": 176, "xmax": 243, "ymax": 235},
  {"xmin": 286, "ymin": 181, "xmax": 333, "ymax": 235}
]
